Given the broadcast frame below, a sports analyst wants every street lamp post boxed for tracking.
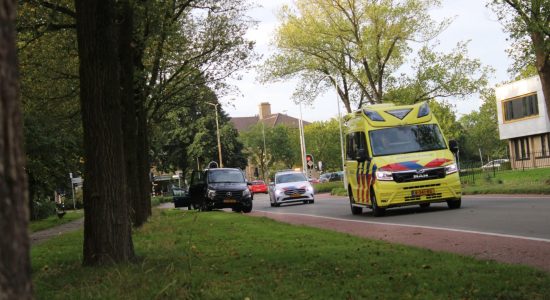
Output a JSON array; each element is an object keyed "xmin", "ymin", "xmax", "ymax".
[{"xmin": 207, "ymin": 102, "xmax": 223, "ymax": 168}]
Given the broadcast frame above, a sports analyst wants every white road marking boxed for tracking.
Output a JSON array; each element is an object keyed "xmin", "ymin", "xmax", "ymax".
[{"xmin": 253, "ymin": 210, "xmax": 550, "ymax": 243}]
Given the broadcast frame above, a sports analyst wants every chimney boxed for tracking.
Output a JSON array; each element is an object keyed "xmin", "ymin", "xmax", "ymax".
[{"xmin": 259, "ymin": 102, "xmax": 271, "ymax": 120}]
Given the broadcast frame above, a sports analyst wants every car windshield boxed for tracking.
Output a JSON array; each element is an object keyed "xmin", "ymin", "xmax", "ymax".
[
  {"xmin": 276, "ymin": 173, "xmax": 307, "ymax": 184},
  {"xmin": 208, "ymin": 170, "xmax": 245, "ymax": 183},
  {"xmin": 369, "ymin": 124, "xmax": 447, "ymax": 156},
  {"xmin": 320, "ymin": 173, "xmax": 330, "ymax": 179}
]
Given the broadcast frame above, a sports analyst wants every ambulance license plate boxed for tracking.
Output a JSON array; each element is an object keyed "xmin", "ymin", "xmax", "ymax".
[
  {"xmin": 224, "ymin": 199, "xmax": 237, "ymax": 204},
  {"xmin": 412, "ymin": 189, "xmax": 435, "ymax": 197}
]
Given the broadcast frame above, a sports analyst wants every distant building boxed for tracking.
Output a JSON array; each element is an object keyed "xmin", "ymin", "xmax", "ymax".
[
  {"xmin": 230, "ymin": 102, "xmax": 311, "ymax": 179},
  {"xmin": 495, "ymin": 76, "xmax": 550, "ymax": 169},
  {"xmin": 231, "ymin": 102, "xmax": 309, "ymax": 132}
]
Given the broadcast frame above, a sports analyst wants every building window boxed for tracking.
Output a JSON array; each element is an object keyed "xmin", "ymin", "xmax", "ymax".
[
  {"xmin": 503, "ymin": 93, "xmax": 538, "ymax": 121},
  {"xmin": 542, "ymin": 133, "xmax": 550, "ymax": 157},
  {"xmin": 513, "ymin": 137, "xmax": 530, "ymax": 160}
]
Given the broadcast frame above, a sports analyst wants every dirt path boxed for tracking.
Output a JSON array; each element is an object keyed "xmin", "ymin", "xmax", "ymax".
[{"xmin": 30, "ymin": 218, "xmax": 84, "ymax": 245}]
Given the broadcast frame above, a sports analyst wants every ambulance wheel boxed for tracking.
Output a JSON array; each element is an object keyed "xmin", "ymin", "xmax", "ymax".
[
  {"xmin": 447, "ymin": 198, "xmax": 461, "ymax": 209},
  {"xmin": 349, "ymin": 186, "xmax": 362, "ymax": 215},
  {"xmin": 370, "ymin": 189, "xmax": 385, "ymax": 217}
]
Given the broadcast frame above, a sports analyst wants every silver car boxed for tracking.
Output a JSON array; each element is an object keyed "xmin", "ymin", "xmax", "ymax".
[{"xmin": 269, "ymin": 171, "xmax": 315, "ymax": 207}]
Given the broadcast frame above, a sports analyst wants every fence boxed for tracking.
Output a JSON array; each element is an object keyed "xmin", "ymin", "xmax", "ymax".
[{"xmin": 458, "ymin": 151, "xmax": 550, "ymax": 184}]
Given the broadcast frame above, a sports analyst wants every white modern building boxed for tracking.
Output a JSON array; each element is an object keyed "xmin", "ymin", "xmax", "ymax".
[{"xmin": 495, "ymin": 76, "xmax": 550, "ymax": 169}]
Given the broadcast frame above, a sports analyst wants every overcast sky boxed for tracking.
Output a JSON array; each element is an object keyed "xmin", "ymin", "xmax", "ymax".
[{"xmin": 221, "ymin": 0, "xmax": 513, "ymax": 122}]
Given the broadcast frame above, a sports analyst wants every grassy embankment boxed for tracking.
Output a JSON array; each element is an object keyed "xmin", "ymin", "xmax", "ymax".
[
  {"xmin": 32, "ymin": 209, "xmax": 550, "ymax": 299},
  {"xmin": 316, "ymin": 167, "xmax": 550, "ymax": 197}
]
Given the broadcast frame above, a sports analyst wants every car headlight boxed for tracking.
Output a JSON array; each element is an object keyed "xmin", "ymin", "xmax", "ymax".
[
  {"xmin": 275, "ymin": 189, "xmax": 283, "ymax": 196},
  {"xmin": 207, "ymin": 189, "xmax": 216, "ymax": 198},
  {"xmin": 375, "ymin": 169, "xmax": 393, "ymax": 181},
  {"xmin": 307, "ymin": 185, "xmax": 314, "ymax": 193},
  {"xmin": 445, "ymin": 163, "xmax": 458, "ymax": 174},
  {"xmin": 242, "ymin": 189, "xmax": 251, "ymax": 197}
]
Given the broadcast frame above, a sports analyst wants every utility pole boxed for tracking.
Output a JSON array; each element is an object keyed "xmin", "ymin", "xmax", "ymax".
[
  {"xmin": 207, "ymin": 102, "xmax": 223, "ymax": 168},
  {"xmin": 336, "ymin": 93, "xmax": 347, "ymax": 186},
  {"xmin": 299, "ymin": 102, "xmax": 307, "ymax": 174}
]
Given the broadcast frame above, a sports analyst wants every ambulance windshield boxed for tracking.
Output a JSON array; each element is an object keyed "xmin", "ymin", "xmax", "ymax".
[{"xmin": 369, "ymin": 124, "xmax": 447, "ymax": 156}]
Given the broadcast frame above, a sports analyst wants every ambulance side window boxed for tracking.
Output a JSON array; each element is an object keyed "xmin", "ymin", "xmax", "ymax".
[
  {"xmin": 346, "ymin": 132, "xmax": 368, "ymax": 160},
  {"xmin": 346, "ymin": 133, "xmax": 355, "ymax": 160}
]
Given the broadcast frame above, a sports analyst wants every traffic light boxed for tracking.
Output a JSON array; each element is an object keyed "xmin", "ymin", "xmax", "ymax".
[{"xmin": 306, "ymin": 154, "xmax": 314, "ymax": 169}]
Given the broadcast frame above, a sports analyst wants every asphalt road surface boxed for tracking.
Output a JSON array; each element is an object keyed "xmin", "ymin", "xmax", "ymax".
[{"xmin": 252, "ymin": 193, "xmax": 550, "ymax": 242}]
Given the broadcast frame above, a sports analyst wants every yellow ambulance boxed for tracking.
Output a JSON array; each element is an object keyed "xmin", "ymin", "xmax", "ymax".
[{"xmin": 344, "ymin": 102, "xmax": 461, "ymax": 216}]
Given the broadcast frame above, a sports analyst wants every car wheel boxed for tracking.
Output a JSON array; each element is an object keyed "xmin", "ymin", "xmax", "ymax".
[
  {"xmin": 274, "ymin": 201, "xmax": 280, "ymax": 207},
  {"xmin": 419, "ymin": 203, "xmax": 430, "ymax": 208},
  {"xmin": 370, "ymin": 189, "xmax": 385, "ymax": 217},
  {"xmin": 447, "ymin": 198, "xmax": 461, "ymax": 209},
  {"xmin": 241, "ymin": 202, "xmax": 252, "ymax": 213},
  {"xmin": 310, "ymin": 199, "xmax": 314, "ymax": 204},
  {"xmin": 349, "ymin": 186, "xmax": 362, "ymax": 215},
  {"xmin": 303, "ymin": 200, "xmax": 308, "ymax": 204}
]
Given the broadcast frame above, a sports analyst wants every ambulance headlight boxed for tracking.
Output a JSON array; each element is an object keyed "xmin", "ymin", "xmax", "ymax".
[
  {"xmin": 375, "ymin": 170, "xmax": 393, "ymax": 181},
  {"xmin": 445, "ymin": 163, "xmax": 458, "ymax": 175}
]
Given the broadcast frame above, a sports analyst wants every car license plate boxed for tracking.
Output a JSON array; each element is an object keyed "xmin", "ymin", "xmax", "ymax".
[
  {"xmin": 224, "ymin": 199, "xmax": 237, "ymax": 204},
  {"xmin": 290, "ymin": 193, "xmax": 302, "ymax": 198},
  {"xmin": 412, "ymin": 189, "xmax": 435, "ymax": 197}
]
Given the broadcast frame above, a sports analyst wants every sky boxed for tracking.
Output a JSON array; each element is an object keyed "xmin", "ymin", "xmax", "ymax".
[{"xmin": 221, "ymin": 0, "xmax": 513, "ymax": 122}]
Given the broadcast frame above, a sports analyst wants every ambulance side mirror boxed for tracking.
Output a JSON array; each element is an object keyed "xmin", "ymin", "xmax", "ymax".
[
  {"xmin": 448, "ymin": 140, "xmax": 459, "ymax": 154},
  {"xmin": 356, "ymin": 148, "xmax": 369, "ymax": 162}
]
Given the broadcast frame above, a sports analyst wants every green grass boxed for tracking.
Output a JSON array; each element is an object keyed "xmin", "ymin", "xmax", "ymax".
[
  {"xmin": 462, "ymin": 167, "xmax": 550, "ymax": 194},
  {"xmin": 29, "ymin": 210, "xmax": 84, "ymax": 233},
  {"xmin": 32, "ymin": 209, "xmax": 550, "ymax": 299}
]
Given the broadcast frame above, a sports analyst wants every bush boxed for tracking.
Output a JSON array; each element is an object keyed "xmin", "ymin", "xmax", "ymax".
[
  {"xmin": 314, "ymin": 181, "xmax": 344, "ymax": 194},
  {"xmin": 331, "ymin": 187, "xmax": 347, "ymax": 196},
  {"xmin": 31, "ymin": 198, "xmax": 56, "ymax": 221}
]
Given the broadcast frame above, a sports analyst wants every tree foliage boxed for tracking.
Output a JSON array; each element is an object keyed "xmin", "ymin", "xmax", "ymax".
[
  {"xmin": 489, "ymin": 0, "xmax": 550, "ymax": 120},
  {"xmin": 262, "ymin": 0, "xmax": 491, "ymax": 112},
  {"xmin": 459, "ymin": 90, "xmax": 508, "ymax": 161}
]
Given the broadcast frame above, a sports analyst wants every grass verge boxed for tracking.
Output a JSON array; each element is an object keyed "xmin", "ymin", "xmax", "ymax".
[
  {"xmin": 462, "ymin": 168, "xmax": 550, "ymax": 194},
  {"xmin": 314, "ymin": 181, "xmax": 344, "ymax": 193},
  {"xmin": 32, "ymin": 209, "xmax": 550, "ymax": 299},
  {"xmin": 29, "ymin": 210, "xmax": 84, "ymax": 233}
]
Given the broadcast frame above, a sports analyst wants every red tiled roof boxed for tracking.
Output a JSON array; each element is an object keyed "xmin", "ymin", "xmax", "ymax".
[{"xmin": 231, "ymin": 113, "xmax": 310, "ymax": 132}]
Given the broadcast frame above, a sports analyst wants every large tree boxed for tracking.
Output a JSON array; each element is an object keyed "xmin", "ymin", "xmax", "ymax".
[
  {"xmin": 75, "ymin": 0, "xmax": 135, "ymax": 265},
  {"xmin": 489, "ymin": 0, "xmax": 550, "ymax": 121},
  {"xmin": 459, "ymin": 90, "xmax": 508, "ymax": 161},
  {"xmin": 0, "ymin": 0, "xmax": 33, "ymax": 298},
  {"xmin": 262, "ymin": 0, "xmax": 490, "ymax": 112}
]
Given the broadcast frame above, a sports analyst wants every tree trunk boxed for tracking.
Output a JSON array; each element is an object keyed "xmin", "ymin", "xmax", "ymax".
[
  {"xmin": 531, "ymin": 32, "xmax": 550, "ymax": 122},
  {"xmin": 0, "ymin": 1, "xmax": 33, "ymax": 298},
  {"xmin": 117, "ymin": 0, "xmax": 143, "ymax": 227},
  {"xmin": 137, "ymin": 107, "xmax": 152, "ymax": 218},
  {"xmin": 75, "ymin": 0, "xmax": 135, "ymax": 265}
]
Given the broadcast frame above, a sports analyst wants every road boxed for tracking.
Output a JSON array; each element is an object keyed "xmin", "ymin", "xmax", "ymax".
[{"xmin": 252, "ymin": 193, "xmax": 550, "ymax": 242}]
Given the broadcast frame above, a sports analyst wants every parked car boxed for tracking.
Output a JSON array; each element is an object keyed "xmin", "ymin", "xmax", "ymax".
[
  {"xmin": 269, "ymin": 171, "xmax": 314, "ymax": 207},
  {"xmin": 249, "ymin": 180, "xmax": 268, "ymax": 194},
  {"xmin": 173, "ymin": 167, "xmax": 253, "ymax": 213},
  {"xmin": 329, "ymin": 171, "xmax": 344, "ymax": 182},
  {"xmin": 481, "ymin": 159, "xmax": 510, "ymax": 170},
  {"xmin": 319, "ymin": 173, "xmax": 332, "ymax": 183}
]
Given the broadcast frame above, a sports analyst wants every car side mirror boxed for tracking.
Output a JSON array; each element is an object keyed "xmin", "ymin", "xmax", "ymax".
[
  {"xmin": 356, "ymin": 148, "xmax": 369, "ymax": 162},
  {"xmin": 448, "ymin": 140, "xmax": 459, "ymax": 154}
]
